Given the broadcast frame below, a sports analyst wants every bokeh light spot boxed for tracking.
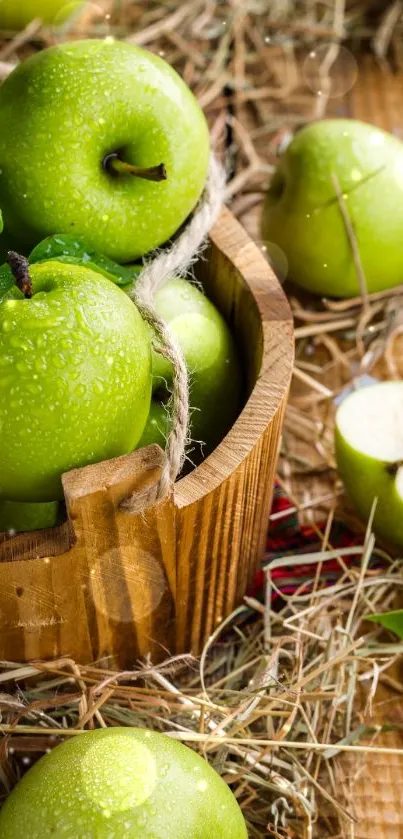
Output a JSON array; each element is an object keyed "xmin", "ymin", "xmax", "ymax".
[
  {"xmin": 51, "ymin": 1, "xmax": 111, "ymax": 53},
  {"xmin": 303, "ymin": 43, "xmax": 358, "ymax": 98}
]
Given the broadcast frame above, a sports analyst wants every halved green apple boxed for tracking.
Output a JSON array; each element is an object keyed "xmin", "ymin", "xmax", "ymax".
[{"xmin": 335, "ymin": 381, "xmax": 403, "ymax": 546}]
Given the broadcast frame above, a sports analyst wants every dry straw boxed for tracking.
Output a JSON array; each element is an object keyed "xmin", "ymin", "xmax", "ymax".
[
  {"xmin": 1, "ymin": 526, "xmax": 403, "ymax": 838},
  {"xmin": 1, "ymin": 2, "xmax": 403, "ymax": 837}
]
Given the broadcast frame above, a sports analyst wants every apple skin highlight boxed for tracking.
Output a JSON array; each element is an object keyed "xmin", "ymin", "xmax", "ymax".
[
  {"xmin": 0, "ymin": 39, "xmax": 210, "ymax": 263},
  {"xmin": 0, "ymin": 727, "xmax": 248, "ymax": 839}
]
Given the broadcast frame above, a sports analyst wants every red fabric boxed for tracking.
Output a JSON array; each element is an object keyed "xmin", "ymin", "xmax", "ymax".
[{"xmin": 248, "ymin": 483, "xmax": 369, "ymax": 603}]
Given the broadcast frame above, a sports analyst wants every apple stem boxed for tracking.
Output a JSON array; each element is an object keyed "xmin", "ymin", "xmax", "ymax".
[
  {"xmin": 104, "ymin": 153, "xmax": 167, "ymax": 182},
  {"xmin": 7, "ymin": 251, "xmax": 33, "ymax": 299},
  {"xmin": 386, "ymin": 460, "xmax": 403, "ymax": 476}
]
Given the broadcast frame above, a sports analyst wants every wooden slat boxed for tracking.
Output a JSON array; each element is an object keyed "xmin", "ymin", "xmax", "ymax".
[
  {"xmin": 0, "ymin": 446, "xmax": 176, "ymax": 666},
  {"xmin": 175, "ymin": 208, "xmax": 293, "ymax": 651}
]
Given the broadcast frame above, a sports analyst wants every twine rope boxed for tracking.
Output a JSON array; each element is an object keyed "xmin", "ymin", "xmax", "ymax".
[{"xmin": 121, "ymin": 154, "xmax": 226, "ymax": 512}]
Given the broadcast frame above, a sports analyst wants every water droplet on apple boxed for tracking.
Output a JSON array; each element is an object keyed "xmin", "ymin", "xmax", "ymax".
[
  {"xmin": 53, "ymin": 355, "xmax": 66, "ymax": 369},
  {"xmin": 303, "ymin": 44, "xmax": 358, "ymax": 98},
  {"xmin": 10, "ymin": 336, "xmax": 29, "ymax": 351},
  {"xmin": 35, "ymin": 357, "xmax": 47, "ymax": 373},
  {"xmin": 26, "ymin": 382, "xmax": 40, "ymax": 394},
  {"xmin": 60, "ymin": 339, "xmax": 73, "ymax": 350}
]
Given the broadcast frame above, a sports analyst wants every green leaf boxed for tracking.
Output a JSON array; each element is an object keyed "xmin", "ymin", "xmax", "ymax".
[
  {"xmin": 28, "ymin": 234, "xmax": 140, "ymax": 287},
  {"xmin": 365, "ymin": 609, "xmax": 403, "ymax": 638}
]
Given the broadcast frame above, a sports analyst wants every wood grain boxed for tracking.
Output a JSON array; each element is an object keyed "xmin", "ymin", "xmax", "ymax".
[
  {"xmin": 175, "ymin": 207, "xmax": 294, "ymax": 651},
  {"xmin": 0, "ymin": 209, "xmax": 293, "ymax": 666},
  {"xmin": 0, "ymin": 446, "xmax": 176, "ymax": 666}
]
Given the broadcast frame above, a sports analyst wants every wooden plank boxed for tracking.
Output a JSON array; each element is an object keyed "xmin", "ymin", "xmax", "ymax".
[
  {"xmin": 175, "ymin": 208, "xmax": 293, "ymax": 651},
  {"xmin": 0, "ymin": 446, "xmax": 176, "ymax": 666}
]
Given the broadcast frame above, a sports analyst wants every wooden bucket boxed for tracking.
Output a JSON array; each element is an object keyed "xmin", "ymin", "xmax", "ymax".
[{"xmin": 0, "ymin": 208, "xmax": 293, "ymax": 667}]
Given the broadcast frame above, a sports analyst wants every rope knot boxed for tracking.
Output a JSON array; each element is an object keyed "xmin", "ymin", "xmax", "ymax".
[{"xmin": 122, "ymin": 154, "xmax": 226, "ymax": 512}]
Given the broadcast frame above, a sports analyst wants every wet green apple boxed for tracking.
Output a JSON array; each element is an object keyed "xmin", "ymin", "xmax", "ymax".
[
  {"xmin": 142, "ymin": 278, "xmax": 242, "ymax": 459},
  {"xmin": 0, "ymin": 727, "xmax": 247, "ymax": 838},
  {"xmin": 262, "ymin": 119, "xmax": 403, "ymax": 297},
  {"xmin": 138, "ymin": 399, "xmax": 171, "ymax": 450},
  {"xmin": 0, "ymin": 39, "xmax": 210, "ymax": 262},
  {"xmin": 0, "ymin": 0, "xmax": 80, "ymax": 29},
  {"xmin": 335, "ymin": 381, "xmax": 403, "ymax": 546},
  {"xmin": 0, "ymin": 258, "xmax": 151, "ymax": 502},
  {"xmin": 0, "ymin": 499, "xmax": 59, "ymax": 533}
]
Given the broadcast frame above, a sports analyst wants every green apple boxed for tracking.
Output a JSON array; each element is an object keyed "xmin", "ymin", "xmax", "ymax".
[
  {"xmin": 0, "ymin": 727, "xmax": 247, "ymax": 838},
  {"xmin": 0, "ymin": 258, "xmax": 151, "ymax": 502},
  {"xmin": 0, "ymin": 39, "xmax": 210, "ymax": 262},
  {"xmin": 335, "ymin": 381, "xmax": 403, "ymax": 546},
  {"xmin": 262, "ymin": 119, "xmax": 403, "ymax": 297},
  {"xmin": 145, "ymin": 278, "xmax": 242, "ymax": 459},
  {"xmin": 0, "ymin": 499, "xmax": 59, "ymax": 533},
  {"xmin": 0, "ymin": 0, "xmax": 80, "ymax": 29},
  {"xmin": 138, "ymin": 398, "xmax": 171, "ymax": 450}
]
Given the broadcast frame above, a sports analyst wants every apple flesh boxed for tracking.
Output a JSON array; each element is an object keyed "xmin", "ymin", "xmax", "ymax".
[
  {"xmin": 335, "ymin": 381, "xmax": 403, "ymax": 546},
  {"xmin": 262, "ymin": 119, "xmax": 403, "ymax": 297},
  {"xmin": 0, "ymin": 727, "xmax": 247, "ymax": 838},
  {"xmin": 0, "ymin": 260, "xmax": 151, "ymax": 502},
  {"xmin": 0, "ymin": 0, "xmax": 80, "ymax": 29},
  {"xmin": 0, "ymin": 39, "xmax": 210, "ymax": 262},
  {"xmin": 0, "ymin": 499, "xmax": 59, "ymax": 533},
  {"xmin": 145, "ymin": 278, "xmax": 242, "ymax": 460}
]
